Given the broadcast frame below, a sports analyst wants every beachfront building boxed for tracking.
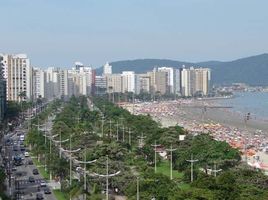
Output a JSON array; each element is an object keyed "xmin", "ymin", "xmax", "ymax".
[
  {"xmin": 0, "ymin": 55, "xmax": 7, "ymax": 121},
  {"xmin": 0, "ymin": 54, "xmax": 33, "ymax": 101},
  {"xmin": 106, "ymin": 74, "xmax": 122, "ymax": 93},
  {"xmin": 148, "ymin": 69, "xmax": 168, "ymax": 95},
  {"xmin": 181, "ymin": 67, "xmax": 211, "ymax": 97},
  {"xmin": 174, "ymin": 68, "xmax": 182, "ymax": 95},
  {"xmin": 135, "ymin": 74, "xmax": 151, "ymax": 94},
  {"xmin": 122, "ymin": 71, "xmax": 135, "ymax": 93},
  {"xmin": 158, "ymin": 67, "xmax": 174, "ymax": 94}
]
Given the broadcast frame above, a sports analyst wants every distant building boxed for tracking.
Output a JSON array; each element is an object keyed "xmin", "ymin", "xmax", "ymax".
[
  {"xmin": 122, "ymin": 71, "xmax": 135, "ymax": 93},
  {"xmin": 135, "ymin": 74, "xmax": 151, "ymax": 94},
  {"xmin": 181, "ymin": 67, "xmax": 210, "ymax": 97},
  {"xmin": 0, "ymin": 56, "xmax": 6, "ymax": 121},
  {"xmin": 174, "ymin": 68, "xmax": 182, "ymax": 95},
  {"xmin": 148, "ymin": 69, "xmax": 167, "ymax": 95},
  {"xmin": 158, "ymin": 67, "xmax": 174, "ymax": 94},
  {"xmin": 103, "ymin": 62, "xmax": 112, "ymax": 75},
  {"xmin": 95, "ymin": 76, "xmax": 107, "ymax": 95},
  {"xmin": 106, "ymin": 74, "xmax": 122, "ymax": 93},
  {"xmin": 0, "ymin": 54, "xmax": 32, "ymax": 101},
  {"xmin": 32, "ymin": 68, "xmax": 46, "ymax": 99}
]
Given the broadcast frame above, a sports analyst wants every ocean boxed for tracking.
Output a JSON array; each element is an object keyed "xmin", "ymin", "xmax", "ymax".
[{"xmin": 215, "ymin": 92, "xmax": 268, "ymax": 121}]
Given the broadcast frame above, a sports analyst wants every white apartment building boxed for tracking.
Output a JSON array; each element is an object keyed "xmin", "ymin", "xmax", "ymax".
[
  {"xmin": 46, "ymin": 67, "xmax": 60, "ymax": 100},
  {"xmin": 0, "ymin": 54, "xmax": 32, "ymax": 101},
  {"xmin": 33, "ymin": 68, "xmax": 46, "ymax": 99},
  {"xmin": 122, "ymin": 71, "xmax": 135, "ymax": 93},
  {"xmin": 103, "ymin": 62, "xmax": 112, "ymax": 75}
]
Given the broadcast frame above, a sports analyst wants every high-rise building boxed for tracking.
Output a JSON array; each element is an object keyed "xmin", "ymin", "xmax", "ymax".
[
  {"xmin": 174, "ymin": 68, "xmax": 182, "ymax": 95},
  {"xmin": 46, "ymin": 67, "xmax": 60, "ymax": 100},
  {"xmin": 122, "ymin": 71, "xmax": 135, "ymax": 93},
  {"xmin": 95, "ymin": 76, "xmax": 107, "ymax": 95},
  {"xmin": 158, "ymin": 67, "xmax": 174, "ymax": 94},
  {"xmin": 135, "ymin": 74, "xmax": 151, "ymax": 94},
  {"xmin": 0, "ymin": 56, "xmax": 7, "ymax": 121},
  {"xmin": 0, "ymin": 54, "xmax": 32, "ymax": 101},
  {"xmin": 148, "ymin": 69, "xmax": 167, "ymax": 95},
  {"xmin": 33, "ymin": 68, "xmax": 46, "ymax": 99},
  {"xmin": 103, "ymin": 62, "xmax": 112, "ymax": 75},
  {"xmin": 181, "ymin": 67, "xmax": 211, "ymax": 97},
  {"xmin": 106, "ymin": 74, "xmax": 122, "ymax": 93}
]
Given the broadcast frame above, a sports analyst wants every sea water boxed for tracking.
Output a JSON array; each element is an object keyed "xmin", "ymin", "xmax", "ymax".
[{"xmin": 216, "ymin": 92, "xmax": 268, "ymax": 121}]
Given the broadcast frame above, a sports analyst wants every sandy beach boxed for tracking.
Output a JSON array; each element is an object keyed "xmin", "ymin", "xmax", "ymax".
[{"xmin": 121, "ymin": 99, "xmax": 268, "ymax": 171}]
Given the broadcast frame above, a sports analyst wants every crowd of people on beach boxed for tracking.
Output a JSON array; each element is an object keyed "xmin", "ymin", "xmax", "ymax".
[{"xmin": 121, "ymin": 100, "xmax": 268, "ymax": 171}]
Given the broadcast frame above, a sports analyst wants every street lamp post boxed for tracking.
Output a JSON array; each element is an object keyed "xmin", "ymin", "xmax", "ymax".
[
  {"xmin": 186, "ymin": 154, "xmax": 198, "ymax": 182},
  {"xmin": 138, "ymin": 133, "xmax": 146, "ymax": 148},
  {"xmin": 137, "ymin": 176, "xmax": 139, "ymax": 200},
  {"xmin": 166, "ymin": 145, "xmax": 177, "ymax": 180},
  {"xmin": 207, "ymin": 162, "xmax": 222, "ymax": 177},
  {"xmin": 128, "ymin": 128, "xmax": 132, "ymax": 146},
  {"xmin": 74, "ymin": 152, "xmax": 97, "ymax": 200},
  {"xmin": 101, "ymin": 115, "xmax": 105, "ymax": 138},
  {"xmin": 116, "ymin": 121, "xmax": 119, "ymax": 141},
  {"xmin": 151, "ymin": 141, "xmax": 161, "ymax": 173},
  {"xmin": 244, "ymin": 112, "xmax": 251, "ymax": 163},
  {"xmin": 92, "ymin": 156, "xmax": 120, "ymax": 200}
]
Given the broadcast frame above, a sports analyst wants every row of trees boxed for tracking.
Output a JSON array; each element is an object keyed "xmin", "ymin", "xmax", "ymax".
[{"xmin": 26, "ymin": 95, "xmax": 268, "ymax": 199}]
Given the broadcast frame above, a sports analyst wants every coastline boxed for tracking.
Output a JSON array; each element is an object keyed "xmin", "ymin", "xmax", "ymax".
[{"xmin": 121, "ymin": 98, "xmax": 268, "ymax": 171}]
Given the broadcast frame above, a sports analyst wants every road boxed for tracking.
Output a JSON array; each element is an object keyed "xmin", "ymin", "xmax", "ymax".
[{"xmin": 0, "ymin": 106, "xmax": 57, "ymax": 200}]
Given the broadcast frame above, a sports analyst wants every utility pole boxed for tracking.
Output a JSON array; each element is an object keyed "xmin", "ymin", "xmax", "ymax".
[
  {"xmin": 122, "ymin": 125, "xmax": 125, "ymax": 142},
  {"xmin": 74, "ymin": 151, "xmax": 97, "ymax": 200},
  {"xmin": 92, "ymin": 156, "xmax": 120, "ymax": 200},
  {"xmin": 137, "ymin": 176, "xmax": 139, "ymax": 200},
  {"xmin": 109, "ymin": 119, "xmax": 112, "ymax": 139},
  {"xmin": 166, "ymin": 145, "xmax": 177, "ymax": 180},
  {"xmin": 186, "ymin": 154, "xmax": 198, "ymax": 182},
  {"xmin": 132, "ymin": 92, "xmax": 135, "ymax": 114},
  {"xmin": 151, "ymin": 141, "xmax": 161, "ymax": 173},
  {"xmin": 128, "ymin": 128, "xmax": 132, "ymax": 146},
  {"xmin": 244, "ymin": 112, "xmax": 250, "ymax": 163},
  {"xmin": 138, "ymin": 133, "xmax": 146, "ymax": 148},
  {"xmin": 208, "ymin": 162, "xmax": 222, "ymax": 177},
  {"xmin": 116, "ymin": 121, "xmax": 119, "ymax": 141},
  {"xmin": 101, "ymin": 114, "xmax": 105, "ymax": 138}
]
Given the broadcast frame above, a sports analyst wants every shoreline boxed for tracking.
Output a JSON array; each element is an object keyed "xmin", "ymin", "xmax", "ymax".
[{"xmin": 121, "ymin": 99, "xmax": 268, "ymax": 170}]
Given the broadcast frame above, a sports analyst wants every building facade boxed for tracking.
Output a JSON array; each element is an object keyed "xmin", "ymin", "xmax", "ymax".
[{"xmin": 1, "ymin": 54, "xmax": 32, "ymax": 101}]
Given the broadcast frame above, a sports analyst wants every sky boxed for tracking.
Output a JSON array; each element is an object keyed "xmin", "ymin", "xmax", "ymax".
[{"xmin": 0, "ymin": 0, "xmax": 268, "ymax": 68}]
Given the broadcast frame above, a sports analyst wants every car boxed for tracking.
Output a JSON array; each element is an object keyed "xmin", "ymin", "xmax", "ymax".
[
  {"xmin": 13, "ymin": 146, "xmax": 18, "ymax": 151},
  {"xmin": 44, "ymin": 188, "xmax": 51, "ymax": 194},
  {"xmin": 24, "ymin": 152, "xmax": 29, "ymax": 157},
  {"xmin": 33, "ymin": 169, "xmax": 39, "ymax": 175},
  {"xmin": 36, "ymin": 193, "xmax": 44, "ymax": 200},
  {"xmin": 40, "ymin": 180, "xmax": 46, "ymax": 187},
  {"xmin": 28, "ymin": 176, "xmax": 35, "ymax": 183},
  {"xmin": 28, "ymin": 160, "xmax": 33, "ymax": 165},
  {"xmin": 12, "ymin": 167, "xmax": 17, "ymax": 172}
]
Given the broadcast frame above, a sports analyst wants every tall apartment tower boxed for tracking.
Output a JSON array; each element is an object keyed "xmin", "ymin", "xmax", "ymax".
[
  {"xmin": 0, "ymin": 54, "xmax": 32, "ymax": 101},
  {"xmin": 103, "ymin": 62, "xmax": 112, "ymax": 75},
  {"xmin": 158, "ymin": 67, "xmax": 174, "ymax": 94},
  {"xmin": 0, "ymin": 56, "xmax": 7, "ymax": 121},
  {"xmin": 122, "ymin": 71, "xmax": 135, "ymax": 93}
]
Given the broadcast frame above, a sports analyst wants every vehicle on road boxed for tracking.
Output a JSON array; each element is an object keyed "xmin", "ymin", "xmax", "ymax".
[
  {"xmin": 44, "ymin": 187, "xmax": 51, "ymax": 194},
  {"xmin": 33, "ymin": 169, "xmax": 39, "ymax": 175},
  {"xmin": 24, "ymin": 151, "xmax": 29, "ymax": 157},
  {"xmin": 36, "ymin": 193, "xmax": 44, "ymax": 200},
  {"xmin": 28, "ymin": 160, "xmax": 33, "ymax": 165},
  {"xmin": 29, "ymin": 176, "xmax": 35, "ymax": 183},
  {"xmin": 40, "ymin": 180, "xmax": 46, "ymax": 187}
]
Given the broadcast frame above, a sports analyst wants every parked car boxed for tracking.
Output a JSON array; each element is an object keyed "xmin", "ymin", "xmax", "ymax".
[
  {"xmin": 44, "ymin": 188, "xmax": 51, "ymax": 194},
  {"xmin": 36, "ymin": 193, "xmax": 44, "ymax": 200},
  {"xmin": 28, "ymin": 160, "xmax": 33, "ymax": 165},
  {"xmin": 24, "ymin": 152, "xmax": 29, "ymax": 157},
  {"xmin": 33, "ymin": 169, "xmax": 39, "ymax": 175},
  {"xmin": 28, "ymin": 176, "xmax": 35, "ymax": 183}
]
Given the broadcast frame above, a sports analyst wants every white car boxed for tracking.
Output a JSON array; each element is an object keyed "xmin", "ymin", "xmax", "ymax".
[{"xmin": 24, "ymin": 152, "xmax": 29, "ymax": 157}]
